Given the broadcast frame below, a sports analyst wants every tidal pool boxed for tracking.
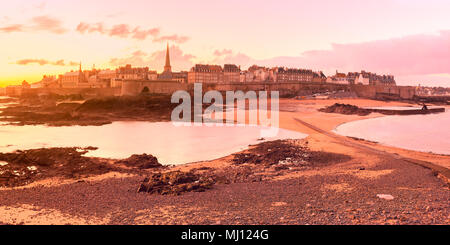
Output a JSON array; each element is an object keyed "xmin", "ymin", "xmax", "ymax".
[
  {"xmin": 0, "ymin": 121, "xmax": 308, "ymax": 165},
  {"xmin": 334, "ymin": 109, "xmax": 450, "ymax": 155}
]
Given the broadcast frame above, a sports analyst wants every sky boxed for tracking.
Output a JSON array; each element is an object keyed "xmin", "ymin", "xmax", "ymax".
[{"xmin": 1, "ymin": 0, "xmax": 450, "ymax": 87}]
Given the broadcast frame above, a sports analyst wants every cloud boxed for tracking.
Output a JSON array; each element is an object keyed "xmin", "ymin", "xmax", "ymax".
[
  {"xmin": 211, "ymin": 30, "xmax": 450, "ymax": 80},
  {"xmin": 207, "ymin": 31, "xmax": 450, "ymax": 87},
  {"xmin": 75, "ymin": 21, "xmax": 188, "ymax": 43},
  {"xmin": 0, "ymin": 15, "xmax": 67, "ymax": 34},
  {"xmin": 153, "ymin": 34, "xmax": 189, "ymax": 44},
  {"xmin": 34, "ymin": 2, "xmax": 46, "ymax": 10},
  {"xmin": 76, "ymin": 22, "xmax": 105, "ymax": 34},
  {"xmin": 131, "ymin": 27, "xmax": 160, "ymax": 40},
  {"xmin": 76, "ymin": 22, "xmax": 160, "ymax": 41},
  {"xmin": 131, "ymin": 50, "xmax": 147, "ymax": 57},
  {"xmin": 214, "ymin": 49, "xmax": 233, "ymax": 56},
  {"xmin": 77, "ymin": 22, "xmax": 155, "ymax": 39},
  {"xmin": 0, "ymin": 24, "xmax": 23, "ymax": 33},
  {"xmin": 16, "ymin": 59, "xmax": 49, "ymax": 66},
  {"xmin": 209, "ymin": 49, "xmax": 255, "ymax": 67},
  {"xmin": 108, "ymin": 24, "xmax": 131, "ymax": 38},
  {"xmin": 258, "ymin": 30, "xmax": 450, "ymax": 77},
  {"xmin": 109, "ymin": 45, "xmax": 195, "ymax": 71},
  {"xmin": 31, "ymin": 16, "xmax": 67, "ymax": 34},
  {"xmin": 15, "ymin": 59, "xmax": 78, "ymax": 66}
]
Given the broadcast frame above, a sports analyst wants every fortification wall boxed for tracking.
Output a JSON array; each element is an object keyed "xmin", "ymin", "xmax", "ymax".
[
  {"xmin": 123, "ymin": 81, "xmax": 350, "ymax": 97},
  {"xmin": 120, "ymin": 80, "xmax": 416, "ymax": 100},
  {"xmin": 121, "ymin": 80, "xmax": 189, "ymax": 96},
  {"xmin": 351, "ymin": 85, "xmax": 416, "ymax": 100},
  {"xmin": 22, "ymin": 87, "xmax": 121, "ymax": 97}
]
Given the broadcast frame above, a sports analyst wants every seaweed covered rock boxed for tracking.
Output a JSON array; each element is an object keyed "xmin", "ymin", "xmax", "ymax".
[
  {"xmin": 232, "ymin": 139, "xmax": 352, "ymax": 167},
  {"xmin": 0, "ymin": 147, "xmax": 94, "ymax": 167},
  {"xmin": 318, "ymin": 103, "xmax": 371, "ymax": 116},
  {"xmin": 137, "ymin": 171, "xmax": 215, "ymax": 195},
  {"xmin": 116, "ymin": 154, "xmax": 162, "ymax": 169},
  {"xmin": 0, "ymin": 147, "xmax": 114, "ymax": 187},
  {"xmin": 232, "ymin": 140, "xmax": 310, "ymax": 166}
]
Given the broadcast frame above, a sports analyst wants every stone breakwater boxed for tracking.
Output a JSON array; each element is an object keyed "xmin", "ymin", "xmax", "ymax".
[{"xmin": 319, "ymin": 103, "xmax": 445, "ymax": 116}]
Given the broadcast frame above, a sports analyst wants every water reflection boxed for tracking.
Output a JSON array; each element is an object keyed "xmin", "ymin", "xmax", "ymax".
[
  {"xmin": 334, "ymin": 110, "xmax": 450, "ymax": 155},
  {"xmin": 0, "ymin": 121, "xmax": 307, "ymax": 165}
]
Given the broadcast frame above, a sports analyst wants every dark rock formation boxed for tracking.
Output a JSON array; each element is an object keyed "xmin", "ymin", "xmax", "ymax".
[
  {"xmin": 137, "ymin": 171, "xmax": 215, "ymax": 195},
  {"xmin": 116, "ymin": 154, "xmax": 162, "ymax": 169},
  {"xmin": 318, "ymin": 103, "xmax": 371, "ymax": 116}
]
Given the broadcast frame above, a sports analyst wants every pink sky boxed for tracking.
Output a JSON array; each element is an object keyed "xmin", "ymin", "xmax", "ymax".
[{"xmin": 1, "ymin": 0, "xmax": 450, "ymax": 87}]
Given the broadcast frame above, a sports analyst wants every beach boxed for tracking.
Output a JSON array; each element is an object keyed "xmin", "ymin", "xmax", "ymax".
[{"xmin": 0, "ymin": 98, "xmax": 449, "ymax": 225}]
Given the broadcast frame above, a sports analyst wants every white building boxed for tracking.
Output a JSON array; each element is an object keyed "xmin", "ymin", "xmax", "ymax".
[
  {"xmin": 326, "ymin": 71, "xmax": 350, "ymax": 84},
  {"xmin": 355, "ymin": 73, "xmax": 370, "ymax": 85}
]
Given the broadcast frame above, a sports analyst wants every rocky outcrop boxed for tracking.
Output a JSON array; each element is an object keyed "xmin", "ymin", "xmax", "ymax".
[
  {"xmin": 137, "ymin": 171, "xmax": 215, "ymax": 195},
  {"xmin": 0, "ymin": 147, "xmax": 114, "ymax": 187},
  {"xmin": 116, "ymin": 154, "xmax": 162, "ymax": 169},
  {"xmin": 318, "ymin": 103, "xmax": 372, "ymax": 116}
]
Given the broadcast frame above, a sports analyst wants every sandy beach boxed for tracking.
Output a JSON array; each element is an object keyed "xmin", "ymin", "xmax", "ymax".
[{"xmin": 0, "ymin": 98, "xmax": 448, "ymax": 225}]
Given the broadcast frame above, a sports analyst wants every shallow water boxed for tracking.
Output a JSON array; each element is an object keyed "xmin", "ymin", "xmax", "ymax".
[
  {"xmin": 362, "ymin": 106, "xmax": 442, "ymax": 111},
  {"xmin": 334, "ymin": 109, "xmax": 450, "ymax": 155},
  {"xmin": 0, "ymin": 121, "xmax": 307, "ymax": 165}
]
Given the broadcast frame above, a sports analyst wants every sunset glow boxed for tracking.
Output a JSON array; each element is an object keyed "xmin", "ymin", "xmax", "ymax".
[{"xmin": 1, "ymin": 0, "xmax": 450, "ymax": 87}]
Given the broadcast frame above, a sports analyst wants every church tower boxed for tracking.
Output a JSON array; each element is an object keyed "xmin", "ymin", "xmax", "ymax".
[
  {"xmin": 159, "ymin": 43, "xmax": 173, "ymax": 80},
  {"xmin": 164, "ymin": 43, "xmax": 171, "ymax": 73},
  {"xmin": 78, "ymin": 61, "xmax": 85, "ymax": 83}
]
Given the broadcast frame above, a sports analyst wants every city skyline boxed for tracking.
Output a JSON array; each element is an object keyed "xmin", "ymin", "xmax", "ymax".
[{"xmin": 1, "ymin": 0, "xmax": 450, "ymax": 87}]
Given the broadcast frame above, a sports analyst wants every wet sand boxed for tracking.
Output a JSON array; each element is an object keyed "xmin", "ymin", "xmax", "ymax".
[{"xmin": 0, "ymin": 98, "xmax": 448, "ymax": 225}]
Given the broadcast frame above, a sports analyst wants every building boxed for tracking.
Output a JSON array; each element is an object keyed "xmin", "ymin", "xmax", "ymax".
[
  {"xmin": 94, "ymin": 69, "xmax": 116, "ymax": 88},
  {"xmin": 238, "ymin": 65, "xmax": 271, "ymax": 83},
  {"xmin": 346, "ymin": 72, "xmax": 358, "ymax": 84},
  {"xmin": 158, "ymin": 43, "xmax": 173, "ymax": 80},
  {"xmin": 223, "ymin": 64, "xmax": 240, "ymax": 83},
  {"xmin": 97, "ymin": 69, "xmax": 116, "ymax": 81},
  {"xmin": 375, "ymin": 74, "xmax": 396, "ymax": 85},
  {"xmin": 244, "ymin": 70, "xmax": 254, "ymax": 83},
  {"xmin": 326, "ymin": 71, "xmax": 350, "ymax": 84},
  {"xmin": 61, "ymin": 63, "xmax": 88, "ymax": 88},
  {"xmin": 5, "ymin": 85, "xmax": 22, "ymax": 96},
  {"xmin": 239, "ymin": 71, "xmax": 246, "ymax": 82},
  {"xmin": 172, "ymin": 71, "xmax": 188, "ymax": 83},
  {"xmin": 114, "ymin": 64, "xmax": 150, "ymax": 88},
  {"xmin": 116, "ymin": 64, "xmax": 149, "ymax": 80},
  {"xmin": 312, "ymin": 71, "xmax": 327, "ymax": 83},
  {"xmin": 271, "ymin": 67, "xmax": 315, "ymax": 83},
  {"xmin": 353, "ymin": 71, "xmax": 396, "ymax": 85},
  {"xmin": 247, "ymin": 65, "xmax": 271, "ymax": 82},
  {"xmin": 21, "ymin": 80, "xmax": 30, "ymax": 89},
  {"xmin": 188, "ymin": 64, "xmax": 224, "ymax": 83},
  {"xmin": 32, "ymin": 75, "xmax": 60, "ymax": 88},
  {"xmin": 326, "ymin": 70, "xmax": 396, "ymax": 85},
  {"xmin": 148, "ymin": 71, "xmax": 158, "ymax": 80},
  {"xmin": 61, "ymin": 71, "xmax": 83, "ymax": 88}
]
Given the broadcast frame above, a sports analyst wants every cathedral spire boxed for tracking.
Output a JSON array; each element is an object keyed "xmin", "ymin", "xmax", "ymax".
[{"xmin": 164, "ymin": 43, "xmax": 171, "ymax": 72}]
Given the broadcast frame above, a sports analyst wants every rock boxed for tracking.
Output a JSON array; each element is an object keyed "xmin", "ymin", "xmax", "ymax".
[
  {"xmin": 138, "ymin": 171, "xmax": 215, "ymax": 195},
  {"xmin": 232, "ymin": 139, "xmax": 351, "ymax": 167},
  {"xmin": 319, "ymin": 103, "xmax": 371, "ymax": 116},
  {"xmin": 0, "ymin": 147, "xmax": 114, "ymax": 187},
  {"xmin": 376, "ymin": 194, "xmax": 394, "ymax": 200},
  {"xmin": 116, "ymin": 154, "xmax": 162, "ymax": 169}
]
